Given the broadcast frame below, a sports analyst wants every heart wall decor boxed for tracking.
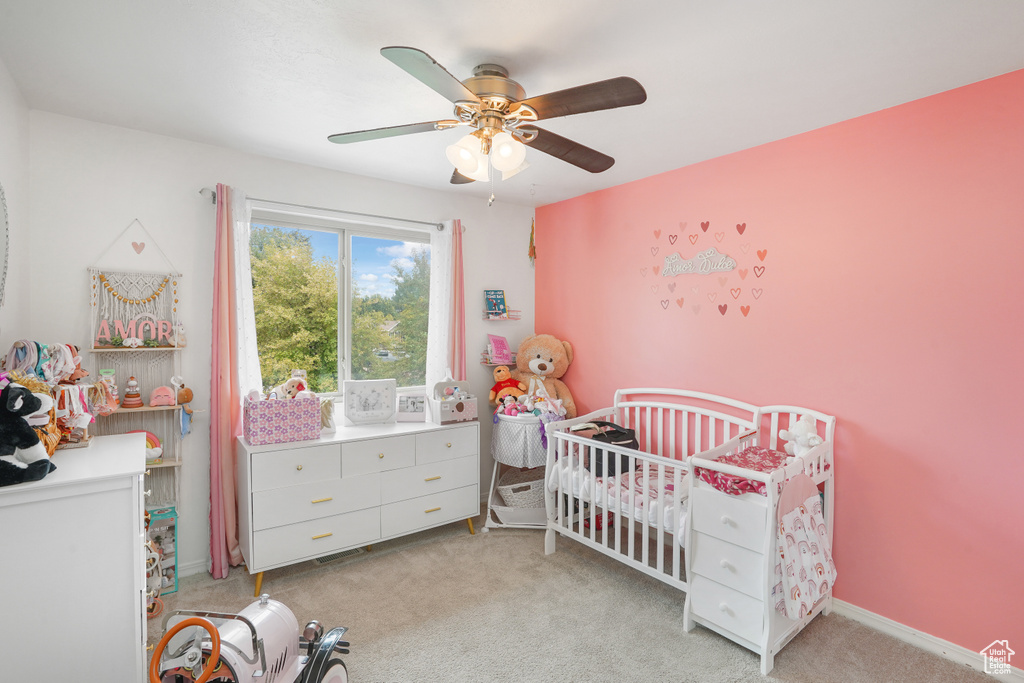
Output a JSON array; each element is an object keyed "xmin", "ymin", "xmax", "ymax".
[{"xmin": 132, "ymin": 241, "xmax": 146, "ymax": 254}]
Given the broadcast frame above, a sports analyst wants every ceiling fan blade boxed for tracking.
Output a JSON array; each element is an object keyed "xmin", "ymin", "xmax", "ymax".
[
  {"xmin": 381, "ymin": 46, "xmax": 480, "ymax": 104},
  {"xmin": 450, "ymin": 169, "xmax": 475, "ymax": 184},
  {"xmin": 516, "ymin": 77, "xmax": 647, "ymax": 121},
  {"xmin": 520, "ymin": 126, "xmax": 614, "ymax": 173},
  {"xmin": 327, "ymin": 121, "xmax": 443, "ymax": 144}
]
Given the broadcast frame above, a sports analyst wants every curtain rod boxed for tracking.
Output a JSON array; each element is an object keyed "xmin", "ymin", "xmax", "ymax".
[{"xmin": 199, "ymin": 187, "xmax": 445, "ymax": 230}]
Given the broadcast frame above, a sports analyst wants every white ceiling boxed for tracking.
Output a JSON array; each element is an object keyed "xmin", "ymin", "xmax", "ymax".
[{"xmin": 2, "ymin": 1, "xmax": 1023, "ymax": 208}]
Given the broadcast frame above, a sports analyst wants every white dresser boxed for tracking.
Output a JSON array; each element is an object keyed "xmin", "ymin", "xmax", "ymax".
[
  {"xmin": 237, "ymin": 420, "xmax": 479, "ymax": 593},
  {"xmin": 0, "ymin": 433, "xmax": 147, "ymax": 680}
]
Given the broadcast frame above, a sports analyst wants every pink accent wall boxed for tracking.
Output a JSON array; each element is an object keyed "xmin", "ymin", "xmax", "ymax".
[{"xmin": 536, "ymin": 69, "xmax": 1024, "ymax": 653}]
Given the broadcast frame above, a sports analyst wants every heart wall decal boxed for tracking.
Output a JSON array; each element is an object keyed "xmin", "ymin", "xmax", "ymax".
[{"xmin": 132, "ymin": 241, "xmax": 146, "ymax": 254}]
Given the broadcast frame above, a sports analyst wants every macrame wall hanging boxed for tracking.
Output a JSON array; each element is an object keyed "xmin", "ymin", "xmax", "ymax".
[{"xmin": 88, "ymin": 219, "xmax": 182, "ymax": 349}]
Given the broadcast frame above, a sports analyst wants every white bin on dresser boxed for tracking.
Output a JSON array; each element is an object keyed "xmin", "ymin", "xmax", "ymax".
[
  {"xmin": 237, "ymin": 419, "xmax": 480, "ymax": 595},
  {"xmin": 0, "ymin": 433, "xmax": 147, "ymax": 680}
]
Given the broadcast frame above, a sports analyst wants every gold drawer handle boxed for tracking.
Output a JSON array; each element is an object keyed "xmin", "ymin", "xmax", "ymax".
[
  {"xmin": 425, "ymin": 507, "xmax": 441, "ymax": 514},
  {"xmin": 312, "ymin": 532, "xmax": 333, "ymax": 540},
  {"xmin": 296, "ymin": 465, "xmax": 303, "ymax": 471},
  {"xmin": 424, "ymin": 476, "xmax": 441, "ymax": 482},
  {"xmin": 378, "ymin": 453, "xmax": 384, "ymax": 459},
  {"xmin": 446, "ymin": 442, "xmax": 452, "ymax": 448},
  {"xmin": 311, "ymin": 497, "xmax": 333, "ymax": 504}
]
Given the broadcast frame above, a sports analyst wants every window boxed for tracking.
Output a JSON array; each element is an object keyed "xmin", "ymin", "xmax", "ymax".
[{"xmin": 249, "ymin": 205, "xmax": 431, "ymax": 395}]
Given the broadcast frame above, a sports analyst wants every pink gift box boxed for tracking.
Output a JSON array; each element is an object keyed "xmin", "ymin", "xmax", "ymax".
[{"xmin": 243, "ymin": 396, "xmax": 321, "ymax": 446}]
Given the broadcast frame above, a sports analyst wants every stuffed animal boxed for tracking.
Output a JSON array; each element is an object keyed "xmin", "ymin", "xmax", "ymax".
[
  {"xmin": 269, "ymin": 377, "xmax": 306, "ymax": 399},
  {"xmin": 489, "ymin": 365, "xmax": 526, "ymax": 405},
  {"xmin": 511, "ymin": 334, "xmax": 577, "ymax": 418},
  {"xmin": 779, "ymin": 414, "xmax": 824, "ymax": 458},
  {"xmin": 0, "ymin": 380, "xmax": 56, "ymax": 487}
]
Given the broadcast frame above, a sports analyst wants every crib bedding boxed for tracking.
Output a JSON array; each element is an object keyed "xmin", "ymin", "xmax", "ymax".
[{"xmin": 547, "ymin": 457, "xmax": 689, "ymax": 536}]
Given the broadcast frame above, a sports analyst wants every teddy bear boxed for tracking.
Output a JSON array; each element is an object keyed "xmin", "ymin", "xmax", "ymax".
[
  {"xmin": 489, "ymin": 365, "xmax": 526, "ymax": 405},
  {"xmin": 269, "ymin": 377, "xmax": 306, "ymax": 399},
  {"xmin": 511, "ymin": 333, "xmax": 577, "ymax": 418},
  {"xmin": 0, "ymin": 380, "xmax": 57, "ymax": 487},
  {"xmin": 779, "ymin": 414, "xmax": 824, "ymax": 458}
]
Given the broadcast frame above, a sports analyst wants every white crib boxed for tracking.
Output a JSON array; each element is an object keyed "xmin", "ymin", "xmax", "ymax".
[{"xmin": 543, "ymin": 389, "xmax": 836, "ymax": 674}]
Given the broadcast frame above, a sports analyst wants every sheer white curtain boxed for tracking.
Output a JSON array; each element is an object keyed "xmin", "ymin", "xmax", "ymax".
[
  {"xmin": 426, "ymin": 220, "xmax": 453, "ymax": 388},
  {"xmin": 231, "ymin": 192, "xmax": 262, "ymax": 396},
  {"xmin": 426, "ymin": 218, "xmax": 466, "ymax": 387}
]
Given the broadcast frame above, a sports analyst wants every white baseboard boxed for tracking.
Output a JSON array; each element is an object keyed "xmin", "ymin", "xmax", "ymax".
[
  {"xmin": 832, "ymin": 600, "xmax": 1024, "ymax": 681},
  {"xmin": 177, "ymin": 558, "xmax": 209, "ymax": 579}
]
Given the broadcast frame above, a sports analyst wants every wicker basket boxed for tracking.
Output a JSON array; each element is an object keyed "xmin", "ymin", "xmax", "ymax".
[{"xmin": 497, "ymin": 467, "xmax": 545, "ymax": 508}]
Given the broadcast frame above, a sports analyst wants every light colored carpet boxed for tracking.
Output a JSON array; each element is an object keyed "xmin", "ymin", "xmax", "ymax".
[{"xmin": 150, "ymin": 509, "xmax": 987, "ymax": 682}]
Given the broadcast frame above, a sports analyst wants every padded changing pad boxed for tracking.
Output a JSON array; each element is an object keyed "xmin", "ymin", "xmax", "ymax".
[{"xmin": 695, "ymin": 445, "xmax": 789, "ymax": 496}]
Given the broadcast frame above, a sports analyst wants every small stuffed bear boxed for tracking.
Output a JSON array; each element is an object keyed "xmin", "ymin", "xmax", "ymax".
[
  {"xmin": 511, "ymin": 333, "xmax": 577, "ymax": 418},
  {"xmin": 0, "ymin": 381, "xmax": 57, "ymax": 487},
  {"xmin": 489, "ymin": 365, "xmax": 526, "ymax": 405},
  {"xmin": 269, "ymin": 377, "xmax": 306, "ymax": 399},
  {"xmin": 779, "ymin": 414, "xmax": 824, "ymax": 458}
]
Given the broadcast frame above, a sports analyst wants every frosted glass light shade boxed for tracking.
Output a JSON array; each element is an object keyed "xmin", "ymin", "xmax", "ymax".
[
  {"xmin": 445, "ymin": 134, "xmax": 486, "ymax": 175},
  {"xmin": 490, "ymin": 132, "xmax": 527, "ymax": 172}
]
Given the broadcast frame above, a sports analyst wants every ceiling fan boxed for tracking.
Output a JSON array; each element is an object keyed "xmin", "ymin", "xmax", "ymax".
[{"xmin": 328, "ymin": 46, "xmax": 647, "ymax": 184}]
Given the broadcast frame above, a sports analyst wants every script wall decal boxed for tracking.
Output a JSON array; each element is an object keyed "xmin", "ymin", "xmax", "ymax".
[{"xmin": 641, "ymin": 220, "xmax": 771, "ymax": 318}]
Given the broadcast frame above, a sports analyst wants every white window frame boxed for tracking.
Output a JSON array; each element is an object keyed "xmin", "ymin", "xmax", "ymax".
[{"xmin": 249, "ymin": 200, "xmax": 434, "ymax": 396}]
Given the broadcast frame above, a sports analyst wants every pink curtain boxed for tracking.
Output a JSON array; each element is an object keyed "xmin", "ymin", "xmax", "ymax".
[
  {"xmin": 448, "ymin": 219, "xmax": 467, "ymax": 381},
  {"xmin": 209, "ymin": 183, "xmax": 243, "ymax": 578}
]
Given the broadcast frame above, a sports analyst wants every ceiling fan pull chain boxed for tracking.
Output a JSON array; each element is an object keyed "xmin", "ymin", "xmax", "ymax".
[{"xmin": 488, "ymin": 158, "xmax": 496, "ymax": 206}]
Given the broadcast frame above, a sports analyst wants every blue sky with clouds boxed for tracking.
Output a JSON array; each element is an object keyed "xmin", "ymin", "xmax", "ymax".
[{"xmin": 281, "ymin": 227, "xmax": 429, "ymax": 299}]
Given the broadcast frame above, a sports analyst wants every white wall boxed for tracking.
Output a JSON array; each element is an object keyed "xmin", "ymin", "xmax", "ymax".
[
  {"xmin": 27, "ymin": 111, "xmax": 536, "ymax": 576},
  {"xmin": 0, "ymin": 57, "xmax": 31, "ymax": 342}
]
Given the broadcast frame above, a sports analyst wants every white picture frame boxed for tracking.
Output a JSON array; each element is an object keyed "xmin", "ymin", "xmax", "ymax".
[
  {"xmin": 342, "ymin": 379, "xmax": 397, "ymax": 426},
  {"xmin": 397, "ymin": 393, "xmax": 426, "ymax": 422}
]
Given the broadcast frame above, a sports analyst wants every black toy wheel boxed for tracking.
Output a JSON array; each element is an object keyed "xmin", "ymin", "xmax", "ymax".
[{"xmin": 302, "ymin": 627, "xmax": 349, "ymax": 683}]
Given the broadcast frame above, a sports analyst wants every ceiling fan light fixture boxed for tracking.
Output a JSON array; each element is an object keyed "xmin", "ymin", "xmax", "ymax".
[
  {"xmin": 445, "ymin": 134, "xmax": 487, "ymax": 175},
  {"xmin": 501, "ymin": 159, "xmax": 529, "ymax": 181},
  {"xmin": 490, "ymin": 132, "xmax": 527, "ymax": 172}
]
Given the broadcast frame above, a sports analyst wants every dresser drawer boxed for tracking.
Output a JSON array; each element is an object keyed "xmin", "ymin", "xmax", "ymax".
[
  {"xmin": 380, "ymin": 455, "xmax": 477, "ymax": 505},
  {"xmin": 380, "ymin": 484, "xmax": 478, "ymax": 538},
  {"xmin": 252, "ymin": 473, "xmax": 381, "ymax": 531},
  {"xmin": 691, "ymin": 532, "xmax": 766, "ymax": 599},
  {"xmin": 342, "ymin": 435, "xmax": 416, "ymax": 477},
  {"xmin": 250, "ymin": 444, "xmax": 341, "ymax": 492},
  {"xmin": 252, "ymin": 507, "xmax": 379, "ymax": 570},
  {"xmin": 691, "ymin": 486, "xmax": 768, "ymax": 552},
  {"xmin": 416, "ymin": 424, "xmax": 478, "ymax": 465},
  {"xmin": 690, "ymin": 575, "xmax": 765, "ymax": 644}
]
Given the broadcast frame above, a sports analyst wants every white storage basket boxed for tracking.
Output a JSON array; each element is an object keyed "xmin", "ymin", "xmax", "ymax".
[{"xmin": 496, "ymin": 467, "xmax": 545, "ymax": 508}]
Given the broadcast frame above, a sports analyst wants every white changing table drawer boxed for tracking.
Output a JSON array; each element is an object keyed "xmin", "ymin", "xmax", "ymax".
[
  {"xmin": 381, "ymin": 484, "xmax": 479, "ymax": 538},
  {"xmin": 252, "ymin": 474, "xmax": 381, "ymax": 530},
  {"xmin": 690, "ymin": 532, "xmax": 765, "ymax": 599},
  {"xmin": 342, "ymin": 435, "xmax": 416, "ymax": 476},
  {"xmin": 690, "ymin": 575, "xmax": 764, "ymax": 645},
  {"xmin": 380, "ymin": 456, "xmax": 478, "ymax": 505},
  {"xmin": 251, "ymin": 444, "xmax": 341, "ymax": 492},
  {"xmin": 253, "ymin": 507, "xmax": 380, "ymax": 569},
  {"xmin": 691, "ymin": 485, "xmax": 768, "ymax": 552}
]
